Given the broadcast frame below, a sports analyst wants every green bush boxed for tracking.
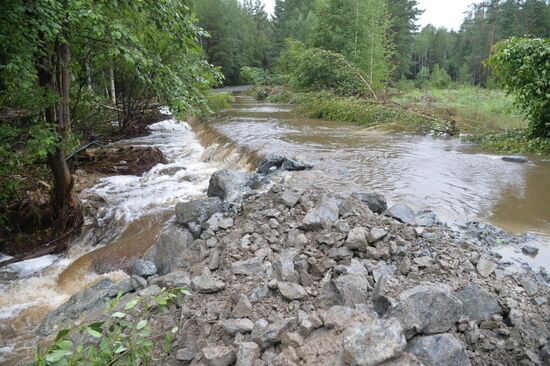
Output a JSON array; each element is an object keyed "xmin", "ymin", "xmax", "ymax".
[
  {"xmin": 488, "ymin": 37, "xmax": 550, "ymax": 138},
  {"xmin": 32, "ymin": 288, "xmax": 188, "ymax": 366},
  {"xmin": 277, "ymin": 40, "xmax": 368, "ymax": 97}
]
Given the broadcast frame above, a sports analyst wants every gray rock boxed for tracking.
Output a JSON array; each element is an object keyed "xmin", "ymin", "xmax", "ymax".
[
  {"xmin": 342, "ymin": 317, "xmax": 407, "ymax": 366},
  {"xmin": 352, "ymin": 192, "xmax": 388, "ymax": 214},
  {"xmin": 221, "ymin": 318, "xmax": 255, "ymax": 334},
  {"xmin": 281, "ymin": 331, "xmax": 304, "ymax": 347},
  {"xmin": 206, "ymin": 212, "xmax": 234, "ymax": 231},
  {"xmin": 277, "ymin": 189, "xmax": 303, "ymax": 208},
  {"xmin": 232, "ymin": 294, "xmax": 254, "ymax": 318},
  {"xmin": 208, "ymin": 169, "xmax": 254, "ymax": 202},
  {"xmin": 387, "ymin": 283, "xmax": 463, "ymax": 338},
  {"xmin": 144, "ymin": 226, "xmax": 194, "ymax": 275},
  {"xmin": 317, "ymin": 270, "xmax": 341, "ymax": 308},
  {"xmin": 130, "ymin": 259, "xmax": 157, "ymax": 277},
  {"xmin": 384, "ymin": 204, "xmax": 416, "ymax": 225},
  {"xmin": 522, "ymin": 245, "xmax": 539, "ymax": 256},
  {"xmin": 251, "ymin": 318, "xmax": 292, "ymax": 349},
  {"xmin": 236, "ymin": 342, "xmax": 260, "ymax": 366},
  {"xmin": 415, "ymin": 211, "xmax": 438, "ymax": 227},
  {"xmin": 277, "ymin": 281, "xmax": 308, "ymax": 301},
  {"xmin": 372, "ymin": 263, "xmax": 397, "ymax": 283},
  {"xmin": 176, "ymin": 347, "xmax": 196, "ymax": 362},
  {"xmin": 298, "ymin": 311, "xmax": 323, "ymax": 337},
  {"xmin": 328, "ymin": 246, "xmax": 353, "ymax": 260},
  {"xmin": 175, "ymin": 197, "xmax": 227, "ymax": 225},
  {"xmin": 202, "ymin": 345, "xmax": 236, "ymax": 366},
  {"xmin": 476, "ymin": 256, "xmax": 497, "ymax": 278},
  {"xmin": 248, "ymin": 285, "xmax": 271, "ymax": 303},
  {"xmin": 502, "ymin": 155, "xmax": 528, "ymax": 163},
  {"xmin": 232, "ymin": 256, "xmax": 265, "ymax": 276},
  {"xmin": 333, "ymin": 273, "xmax": 371, "ymax": 306},
  {"xmin": 149, "ymin": 270, "xmax": 191, "ymax": 288},
  {"xmin": 367, "ymin": 227, "xmax": 388, "ymax": 244},
  {"xmin": 257, "ymin": 155, "xmax": 313, "ymax": 174},
  {"xmin": 39, "ymin": 279, "xmax": 134, "ymax": 335},
  {"xmin": 302, "ymin": 199, "xmax": 340, "ymax": 231},
  {"xmin": 276, "ymin": 248, "xmax": 300, "ymax": 283},
  {"xmin": 191, "ymin": 272, "xmax": 225, "ymax": 293},
  {"xmin": 457, "ymin": 284, "xmax": 501, "ymax": 322},
  {"xmin": 345, "ymin": 227, "xmax": 368, "ymax": 250},
  {"xmin": 407, "ymin": 333, "xmax": 471, "ymax": 366},
  {"xmin": 413, "ymin": 256, "xmax": 433, "ymax": 268}
]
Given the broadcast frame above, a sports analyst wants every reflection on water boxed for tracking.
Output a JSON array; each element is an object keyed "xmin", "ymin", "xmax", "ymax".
[{"xmin": 212, "ymin": 94, "xmax": 550, "ymax": 270}]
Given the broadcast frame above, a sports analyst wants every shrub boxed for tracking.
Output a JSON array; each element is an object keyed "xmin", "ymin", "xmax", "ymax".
[
  {"xmin": 32, "ymin": 287, "xmax": 188, "ymax": 366},
  {"xmin": 487, "ymin": 38, "xmax": 550, "ymax": 138}
]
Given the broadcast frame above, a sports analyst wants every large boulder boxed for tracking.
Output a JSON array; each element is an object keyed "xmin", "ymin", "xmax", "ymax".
[
  {"xmin": 175, "ymin": 197, "xmax": 227, "ymax": 225},
  {"xmin": 39, "ymin": 279, "xmax": 134, "ymax": 335},
  {"xmin": 207, "ymin": 169, "xmax": 254, "ymax": 202},
  {"xmin": 384, "ymin": 203, "xmax": 416, "ymax": 225},
  {"xmin": 352, "ymin": 192, "xmax": 388, "ymax": 214},
  {"xmin": 342, "ymin": 317, "xmax": 407, "ymax": 366},
  {"xmin": 386, "ymin": 283, "xmax": 463, "ymax": 338},
  {"xmin": 407, "ymin": 333, "xmax": 471, "ymax": 366},
  {"xmin": 456, "ymin": 284, "xmax": 502, "ymax": 322},
  {"xmin": 257, "ymin": 155, "xmax": 313, "ymax": 174},
  {"xmin": 144, "ymin": 226, "xmax": 195, "ymax": 275},
  {"xmin": 302, "ymin": 198, "xmax": 340, "ymax": 231}
]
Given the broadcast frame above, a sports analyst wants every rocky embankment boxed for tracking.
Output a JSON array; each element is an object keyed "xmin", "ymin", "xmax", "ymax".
[{"xmin": 39, "ymin": 157, "xmax": 549, "ymax": 366}]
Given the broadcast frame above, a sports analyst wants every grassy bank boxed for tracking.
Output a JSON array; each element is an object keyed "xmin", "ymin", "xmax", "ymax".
[
  {"xmin": 256, "ymin": 86, "xmax": 452, "ymax": 135},
  {"xmin": 254, "ymin": 85, "xmax": 550, "ymax": 154}
]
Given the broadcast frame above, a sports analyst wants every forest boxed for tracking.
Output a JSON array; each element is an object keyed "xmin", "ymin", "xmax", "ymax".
[{"xmin": 0, "ymin": 0, "xmax": 549, "ymax": 259}]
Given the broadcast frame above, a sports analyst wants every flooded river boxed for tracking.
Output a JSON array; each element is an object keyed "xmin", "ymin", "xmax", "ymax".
[{"xmin": 1, "ymin": 89, "xmax": 549, "ymax": 365}]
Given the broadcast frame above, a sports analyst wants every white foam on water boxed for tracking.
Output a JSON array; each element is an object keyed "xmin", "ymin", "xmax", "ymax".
[{"xmin": 86, "ymin": 119, "xmax": 220, "ymax": 224}]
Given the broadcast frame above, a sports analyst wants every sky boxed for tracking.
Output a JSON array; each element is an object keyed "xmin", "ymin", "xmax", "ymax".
[{"xmin": 260, "ymin": 0, "xmax": 476, "ymax": 31}]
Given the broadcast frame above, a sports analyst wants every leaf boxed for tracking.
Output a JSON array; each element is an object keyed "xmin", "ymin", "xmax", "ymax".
[
  {"xmin": 54, "ymin": 329, "xmax": 70, "ymax": 342},
  {"xmin": 124, "ymin": 297, "xmax": 139, "ymax": 310},
  {"xmin": 87, "ymin": 327, "xmax": 102, "ymax": 338},
  {"xmin": 114, "ymin": 345, "xmax": 127, "ymax": 354},
  {"xmin": 111, "ymin": 312, "xmax": 126, "ymax": 318},
  {"xmin": 136, "ymin": 319, "xmax": 147, "ymax": 330},
  {"xmin": 45, "ymin": 349, "xmax": 72, "ymax": 362},
  {"xmin": 58, "ymin": 340, "xmax": 73, "ymax": 350}
]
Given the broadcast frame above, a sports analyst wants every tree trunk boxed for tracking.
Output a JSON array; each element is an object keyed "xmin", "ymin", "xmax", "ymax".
[
  {"xmin": 109, "ymin": 67, "xmax": 117, "ymax": 106},
  {"xmin": 37, "ymin": 36, "xmax": 74, "ymax": 224}
]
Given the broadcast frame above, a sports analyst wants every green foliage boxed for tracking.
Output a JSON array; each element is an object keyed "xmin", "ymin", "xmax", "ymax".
[
  {"xmin": 415, "ymin": 66, "xmax": 430, "ymax": 88},
  {"xmin": 277, "ymin": 40, "xmax": 367, "ymax": 97},
  {"xmin": 488, "ymin": 37, "xmax": 550, "ymax": 138},
  {"xmin": 32, "ymin": 288, "xmax": 189, "ymax": 366},
  {"xmin": 240, "ymin": 66, "xmax": 270, "ymax": 85}
]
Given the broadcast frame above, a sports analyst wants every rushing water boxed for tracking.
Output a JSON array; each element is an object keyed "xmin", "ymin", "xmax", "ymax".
[
  {"xmin": 1, "ymin": 90, "xmax": 549, "ymax": 365},
  {"xmin": 211, "ymin": 92, "xmax": 550, "ymax": 271}
]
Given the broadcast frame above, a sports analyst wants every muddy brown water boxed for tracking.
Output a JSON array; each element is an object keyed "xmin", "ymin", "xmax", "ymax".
[{"xmin": 211, "ymin": 92, "xmax": 550, "ymax": 270}]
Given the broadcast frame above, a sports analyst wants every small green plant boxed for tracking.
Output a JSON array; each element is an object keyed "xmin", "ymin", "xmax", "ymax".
[{"xmin": 31, "ymin": 287, "xmax": 189, "ymax": 366}]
